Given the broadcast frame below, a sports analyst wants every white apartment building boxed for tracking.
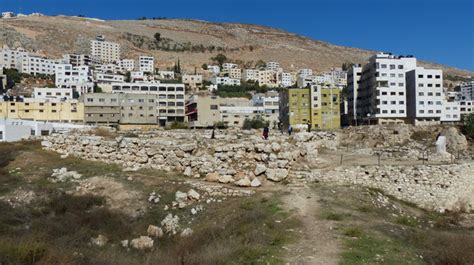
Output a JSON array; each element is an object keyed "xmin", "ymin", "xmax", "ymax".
[
  {"xmin": 251, "ymin": 91, "xmax": 280, "ymax": 115},
  {"xmin": 440, "ymin": 101, "xmax": 461, "ymax": 123},
  {"xmin": 207, "ymin": 65, "xmax": 220, "ymax": 74},
  {"xmin": 55, "ymin": 64, "xmax": 90, "ymax": 85},
  {"xmin": 17, "ymin": 54, "xmax": 59, "ymax": 76},
  {"xmin": 182, "ymin": 74, "xmax": 203, "ymax": 90},
  {"xmin": 297, "ymin": 75, "xmax": 313, "ymax": 88},
  {"xmin": 222, "ymin": 63, "xmax": 238, "ymax": 71},
  {"xmin": 90, "ymin": 37, "xmax": 120, "ymax": 63},
  {"xmin": 242, "ymin": 69, "xmax": 260, "ymax": 82},
  {"xmin": 278, "ymin": 72, "xmax": 293, "ymax": 87},
  {"xmin": 0, "ymin": 45, "xmax": 28, "ymax": 69},
  {"xmin": 228, "ymin": 68, "xmax": 242, "ymax": 80},
  {"xmin": 33, "ymin": 87, "xmax": 74, "ymax": 102},
  {"xmin": 266, "ymin": 62, "xmax": 280, "ymax": 71},
  {"xmin": 62, "ymin": 54, "xmax": 91, "ymax": 66},
  {"xmin": 119, "ymin": 59, "xmax": 135, "ymax": 72},
  {"xmin": 299, "ymin": 68, "xmax": 313, "ymax": 77},
  {"xmin": 459, "ymin": 100, "xmax": 474, "ymax": 116},
  {"xmin": 357, "ymin": 53, "xmax": 417, "ymax": 124},
  {"xmin": 110, "ymin": 82, "xmax": 186, "ymax": 125},
  {"xmin": 346, "ymin": 65, "xmax": 362, "ymax": 124},
  {"xmin": 157, "ymin": 70, "xmax": 175, "ymax": 80},
  {"xmin": 406, "ymin": 67, "xmax": 444, "ymax": 125},
  {"xmin": 138, "ymin": 56, "xmax": 154, "ymax": 73},
  {"xmin": 456, "ymin": 81, "xmax": 474, "ymax": 101},
  {"xmin": 211, "ymin": 76, "xmax": 241, "ymax": 86},
  {"xmin": 95, "ymin": 63, "xmax": 122, "ymax": 73},
  {"xmin": 95, "ymin": 73, "xmax": 125, "ymax": 83}
]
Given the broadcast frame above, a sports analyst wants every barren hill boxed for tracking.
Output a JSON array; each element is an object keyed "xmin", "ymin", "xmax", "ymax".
[{"xmin": 0, "ymin": 15, "xmax": 472, "ymax": 77}]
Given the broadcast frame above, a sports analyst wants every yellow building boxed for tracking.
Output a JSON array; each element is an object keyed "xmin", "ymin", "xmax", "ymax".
[
  {"xmin": 0, "ymin": 100, "xmax": 84, "ymax": 123},
  {"xmin": 282, "ymin": 85, "xmax": 340, "ymax": 129}
]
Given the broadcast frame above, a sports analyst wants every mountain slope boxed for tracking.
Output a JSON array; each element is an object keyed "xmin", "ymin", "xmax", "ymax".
[{"xmin": 0, "ymin": 15, "xmax": 471, "ymax": 77}]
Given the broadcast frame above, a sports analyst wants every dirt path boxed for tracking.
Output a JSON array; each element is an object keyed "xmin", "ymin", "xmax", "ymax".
[{"xmin": 282, "ymin": 186, "xmax": 340, "ymax": 265}]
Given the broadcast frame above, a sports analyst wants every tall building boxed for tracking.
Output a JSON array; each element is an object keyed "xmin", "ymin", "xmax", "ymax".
[
  {"xmin": 280, "ymin": 84, "xmax": 340, "ymax": 129},
  {"xmin": 90, "ymin": 36, "xmax": 120, "ymax": 64},
  {"xmin": 406, "ymin": 67, "xmax": 444, "ymax": 125},
  {"xmin": 138, "ymin": 56, "xmax": 154, "ymax": 73},
  {"xmin": 356, "ymin": 52, "xmax": 417, "ymax": 124},
  {"xmin": 346, "ymin": 65, "xmax": 362, "ymax": 125}
]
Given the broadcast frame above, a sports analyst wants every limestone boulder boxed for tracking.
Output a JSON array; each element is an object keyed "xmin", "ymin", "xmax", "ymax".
[{"xmin": 130, "ymin": 236, "xmax": 154, "ymax": 250}]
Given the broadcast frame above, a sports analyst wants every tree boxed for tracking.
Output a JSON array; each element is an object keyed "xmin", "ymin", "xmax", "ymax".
[
  {"xmin": 202, "ymin": 63, "xmax": 208, "ymax": 70},
  {"xmin": 463, "ymin": 113, "xmax": 474, "ymax": 138},
  {"xmin": 154, "ymin": 32, "xmax": 161, "ymax": 43},
  {"xmin": 125, "ymin": 71, "xmax": 131, "ymax": 82},
  {"xmin": 211, "ymin": 54, "xmax": 227, "ymax": 67},
  {"xmin": 242, "ymin": 116, "xmax": 269, "ymax": 130},
  {"xmin": 93, "ymin": 84, "xmax": 103, "ymax": 93},
  {"xmin": 174, "ymin": 59, "xmax": 181, "ymax": 74},
  {"xmin": 341, "ymin": 62, "xmax": 354, "ymax": 71}
]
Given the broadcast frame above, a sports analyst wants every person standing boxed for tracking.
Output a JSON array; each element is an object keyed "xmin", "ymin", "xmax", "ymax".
[
  {"xmin": 288, "ymin": 125, "xmax": 293, "ymax": 136},
  {"xmin": 263, "ymin": 126, "xmax": 269, "ymax": 140},
  {"xmin": 211, "ymin": 127, "xmax": 215, "ymax": 139},
  {"xmin": 307, "ymin": 121, "xmax": 312, "ymax": 132}
]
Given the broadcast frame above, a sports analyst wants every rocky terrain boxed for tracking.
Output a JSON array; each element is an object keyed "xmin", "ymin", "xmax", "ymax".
[
  {"xmin": 1, "ymin": 125, "xmax": 473, "ymax": 264},
  {"xmin": 1, "ymin": 15, "xmax": 473, "ymax": 77}
]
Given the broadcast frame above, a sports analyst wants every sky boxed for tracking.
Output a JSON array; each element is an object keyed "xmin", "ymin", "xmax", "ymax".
[{"xmin": 2, "ymin": 0, "xmax": 474, "ymax": 71}]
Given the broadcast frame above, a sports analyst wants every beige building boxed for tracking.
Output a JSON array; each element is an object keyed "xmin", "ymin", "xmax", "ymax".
[
  {"xmin": 0, "ymin": 99, "xmax": 84, "ymax": 123},
  {"xmin": 186, "ymin": 93, "xmax": 279, "ymax": 128},
  {"xmin": 228, "ymin": 68, "xmax": 242, "ymax": 80},
  {"xmin": 182, "ymin": 74, "xmax": 203, "ymax": 92},
  {"xmin": 82, "ymin": 93, "xmax": 121, "ymax": 126}
]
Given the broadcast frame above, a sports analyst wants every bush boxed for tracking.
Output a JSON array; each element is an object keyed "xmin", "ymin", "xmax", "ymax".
[
  {"xmin": 463, "ymin": 113, "xmax": 474, "ymax": 138},
  {"xmin": 168, "ymin": 121, "xmax": 189, "ymax": 129},
  {"xmin": 242, "ymin": 116, "xmax": 269, "ymax": 130},
  {"xmin": 214, "ymin": 121, "xmax": 227, "ymax": 129}
]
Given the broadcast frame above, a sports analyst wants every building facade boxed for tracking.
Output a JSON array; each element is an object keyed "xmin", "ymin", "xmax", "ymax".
[{"xmin": 90, "ymin": 37, "xmax": 120, "ymax": 63}]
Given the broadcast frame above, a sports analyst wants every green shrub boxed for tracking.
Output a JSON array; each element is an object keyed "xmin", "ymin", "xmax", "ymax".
[
  {"xmin": 168, "ymin": 121, "xmax": 189, "ymax": 129},
  {"xmin": 242, "ymin": 116, "xmax": 269, "ymax": 130},
  {"xmin": 344, "ymin": 227, "xmax": 363, "ymax": 237},
  {"xmin": 463, "ymin": 113, "xmax": 474, "ymax": 138}
]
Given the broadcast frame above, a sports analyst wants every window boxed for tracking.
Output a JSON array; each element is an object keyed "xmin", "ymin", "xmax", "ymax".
[
  {"xmin": 435, "ymin": 75, "xmax": 441, "ymax": 79},
  {"xmin": 210, "ymin": 105, "xmax": 218, "ymax": 110},
  {"xmin": 390, "ymin": 64, "xmax": 395, "ymax": 70},
  {"xmin": 418, "ymin": 74, "xmax": 424, "ymax": 78},
  {"xmin": 427, "ymin": 75, "xmax": 433, "ymax": 78},
  {"xmin": 398, "ymin": 65, "xmax": 404, "ymax": 69},
  {"xmin": 419, "ymin": 83, "xmax": 424, "ymax": 87},
  {"xmin": 381, "ymin": 64, "xmax": 387, "ymax": 69},
  {"xmin": 87, "ymin": 98, "xmax": 93, "ymax": 102},
  {"xmin": 418, "ymin": 92, "xmax": 424, "ymax": 96}
]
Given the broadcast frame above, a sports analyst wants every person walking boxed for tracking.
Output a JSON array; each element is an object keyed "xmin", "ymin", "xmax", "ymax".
[
  {"xmin": 263, "ymin": 126, "xmax": 269, "ymax": 140},
  {"xmin": 307, "ymin": 121, "xmax": 312, "ymax": 132},
  {"xmin": 288, "ymin": 125, "xmax": 293, "ymax": 136}
]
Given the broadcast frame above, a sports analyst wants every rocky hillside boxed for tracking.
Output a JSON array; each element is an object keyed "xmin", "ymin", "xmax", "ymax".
[{"xmin": 0, "ymin": 15, "xmax": 472, "ymax": 77}]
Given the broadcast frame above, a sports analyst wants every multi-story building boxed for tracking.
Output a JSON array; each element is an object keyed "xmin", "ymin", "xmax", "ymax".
[
  {"xmin": 278, "ymin": 72, "xmax": 293, "ymax": 87},
  {"xmin": 280, "ymin": 85, "xmax": 340, "ymax": 130},
  {"xmin": 0, "ymin": 45, "xmax": 28, "ymax": 69},
  {"xmin": 440, "ymin": 101, "xmax": 461, "ymax": 123},
  {"xmin": 0, "ymin": 98, "xmax": 84, "ymax": 123},
  {"xmin": 33, "ymin": 88, "xmax": 74, "ymax": 102},
  {"xmin": 62, "ymin": 54, "xmax": 92, "ymax": 67},
  {"xmin": 228, "ymin": 68, "xmax": 242, "ymax": 80},
  {"xmin": 459, "ymin": 100, "xmax": 474, "ymax": 116},
  {"xmin": 299, "ymin": 68, "xmax": 313, "ymax": 77},
  {"xmin": 242, "ymin": 69, "xmax": 259, "ymax": 82},
  {"xmin": 266, "ymin": 62, "xmax": 280, "ymax": 71},
  {"xmin": 90, "ymin": 36, "xmax": 120, "ymax": 64},
  {"xmin": 94, "ymin": 63, "xmax": 121, "ymax": 74},
  {"xmin": 0, "ymin": 68, "xmax": 6, "ymax": 91},
  {"xmin": 110, "ymin": 82, "xmax": 185, "ymax": 125},
  {"xmin": 346, "ymin": 65, "xmax": 362, "ymax": 125},
  {"xmin": 251, "ymin": 91, "xmax": 280, "ymax": 117},
  {"xmin": 119, "ymin": 59, "xmax": 135, "ymax": 72},
  {"xmin": 222, "ymin": 63, "xmax": 238, "ymax": 71},
  {"xmin": 138, "ymin": 56, "xmax": 154, "ymax": 73},
  {"xmin": 156, "ymin": 71, "xmax": 174, "ymax": 80},
  {"xmin": 17, "ymin": 54, "xmax": 59, "ymax": 76},
  {"xmin": 207, "ymin": 65, "xmax": 220, "ymax": 74},
  {"xmin": 95, "ymin": 73, "xmax": 125, "ymax": 83},
  {"xmin": 186, "ymin": 93, "xmax": 278, "ymax": 128},
  {"xmin": 356, "ymin": 53, "xmax": 417, "ymax": 125},
  {"xmin": 456, "ymin": 81, "xmax": 474, "ymax": 101},
  {"xmin": 55, "ymin": 64, "xmax": 93, "ymax": 94},
  {"xmin": 81, "ymin": 93, "xmax": 120, "ymax": 126},
  {"xmin": 258, "ymin": 70, "xmax": 278, "ymax": 87},
  {"xmin": 211, "ymin": 76, "xmax": 241, "ymax": 86},
  {"xmin": 182, "ymin": 74, "xmax": 203, "ymax": 91},
  {"xmin": 406, "ymin": 67, "xmax": 444, "ymax": 125},
  {"xmin": 119, "ymin": 93, "xmax": 159, "ymax": 124}
]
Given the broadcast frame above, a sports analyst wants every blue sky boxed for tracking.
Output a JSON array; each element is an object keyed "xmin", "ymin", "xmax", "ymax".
[{"xmin": 2, "ymin": 0, "xmax": 474, "ymax": 71}]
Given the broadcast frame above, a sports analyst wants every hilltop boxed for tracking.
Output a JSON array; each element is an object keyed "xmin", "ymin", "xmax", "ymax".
[{"xmin": 0, "ymin": 15, "xmax": 472, "ymax": 77}]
